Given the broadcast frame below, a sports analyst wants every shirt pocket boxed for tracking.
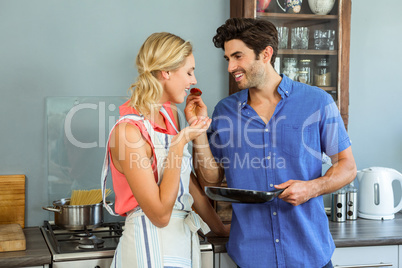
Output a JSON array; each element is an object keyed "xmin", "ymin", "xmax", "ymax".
[{"xmin": 281, "ymin": 124, "xmax": 313, "ymax": 158}]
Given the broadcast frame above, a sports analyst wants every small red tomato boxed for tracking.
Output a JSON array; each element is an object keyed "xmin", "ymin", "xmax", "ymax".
[{"xmin": 190, "ymin": 87, "xmax": 202, "ymax": 96}]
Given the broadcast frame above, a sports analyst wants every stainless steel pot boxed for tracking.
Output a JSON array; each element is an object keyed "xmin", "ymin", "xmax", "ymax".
[{"xmin": 42, "ymin": 198, "xmax": 104, "ymax": 230}]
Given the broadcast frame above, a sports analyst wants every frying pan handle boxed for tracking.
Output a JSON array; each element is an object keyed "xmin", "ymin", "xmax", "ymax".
[
  {"xmin": 42, "ymin": 206, "xmax": 61, "ymax": 213},
  {"xmin": 273, "ymin": 189, "xmax": 284, "ymax": 197}
]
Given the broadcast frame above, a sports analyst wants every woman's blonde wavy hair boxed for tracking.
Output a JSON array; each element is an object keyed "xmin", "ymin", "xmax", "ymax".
[{"xmin": 128, "ymin": 32, "xmax": 193, "ymax": 115}]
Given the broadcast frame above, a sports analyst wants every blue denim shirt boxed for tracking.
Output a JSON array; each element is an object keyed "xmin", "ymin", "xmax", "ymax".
[{"xmin": 208, "ymin": 75, "xmax": 351, "ymax": 268}]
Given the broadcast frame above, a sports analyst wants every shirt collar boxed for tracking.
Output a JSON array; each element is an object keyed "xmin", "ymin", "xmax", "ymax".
[
  {"xmin": 238, "ymin": 88, "xmax": 249, "ymax": 109},
  {"xmin": 277, "ymin": 74, "xmax": 292, "ymax": 98},
  {"xmin": 237, "ymin": 74, "xmax": 292, "ymax": 109}
]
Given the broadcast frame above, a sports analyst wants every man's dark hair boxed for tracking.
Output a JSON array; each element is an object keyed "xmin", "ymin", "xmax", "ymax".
[{"xmin": 213, "ymin": 18, "xmax": 278, "ymax": 67}]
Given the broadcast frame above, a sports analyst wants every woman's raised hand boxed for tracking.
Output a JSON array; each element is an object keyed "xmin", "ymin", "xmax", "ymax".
[{"xmin": 184, "ymin": 94, "xmax": 208, "ymax": 125}]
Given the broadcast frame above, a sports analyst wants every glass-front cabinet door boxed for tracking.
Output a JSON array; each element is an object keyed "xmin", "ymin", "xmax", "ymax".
[{"xmin": 229, "ymin": 0, "xmax": 351, "ymax": 129}]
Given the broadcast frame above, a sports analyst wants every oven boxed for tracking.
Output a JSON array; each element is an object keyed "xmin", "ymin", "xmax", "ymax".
[
  {"xmin": 41, "ymin": 221, "xmax": 214, "ymax": 268},
  {"xmin": 200, "ymin": 234, "xmax": 214, "ymax": 268}
]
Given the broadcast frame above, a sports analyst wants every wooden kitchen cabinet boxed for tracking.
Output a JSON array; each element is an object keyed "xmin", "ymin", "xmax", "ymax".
[{"xmin": 229, "ymin": 0, "xmax": 351, "ymax": 129}]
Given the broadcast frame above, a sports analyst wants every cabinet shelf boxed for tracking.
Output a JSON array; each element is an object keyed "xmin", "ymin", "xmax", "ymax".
[
  {"xmin": 279, "ymin": 49, "xmax": 337, "ymax": 55},
  {"xmin": 322, "ymin": 87, "xmax": 337, "ymax": 92},
  {"xmin": 257, "ymin": 12, "xmax": 338, "ymax": 21}
]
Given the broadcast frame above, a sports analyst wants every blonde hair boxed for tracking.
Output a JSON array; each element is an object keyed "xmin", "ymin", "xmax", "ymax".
[{"xmin": 128, "ymin": 32, "xmax": 193, "ymax": 115}]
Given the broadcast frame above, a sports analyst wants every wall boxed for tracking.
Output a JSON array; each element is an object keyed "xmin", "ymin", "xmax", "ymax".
[
  {"xmin": 348, "ymin": 1, "xmax": 402, "ymax": 172},
  {"xmin": 0, "ymin": 0, "xmax": 230, "ymax": 226},
  {"xmin": 1, "ymin": 0, "xmax": 402, "ymax": 227},
  {"xmin": 347, "ymin": 0, "xmax": 402, "ymax": 203}
]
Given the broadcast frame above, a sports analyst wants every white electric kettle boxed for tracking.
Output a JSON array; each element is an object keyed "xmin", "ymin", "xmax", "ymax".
[{"xmin": 357, "ymin": 167, "xmax": 402, "ymax": 220}]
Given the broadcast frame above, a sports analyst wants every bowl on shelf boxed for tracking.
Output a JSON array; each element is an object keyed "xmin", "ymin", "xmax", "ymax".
[{"xmin": 308, "ymin": 0, "xmax": 335, "ymax": 15}]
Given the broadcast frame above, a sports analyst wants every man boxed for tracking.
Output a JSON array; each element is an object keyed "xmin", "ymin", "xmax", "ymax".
[{"xmin": 190, "ymin": 18, "xmax": 356, "ymax": 267}]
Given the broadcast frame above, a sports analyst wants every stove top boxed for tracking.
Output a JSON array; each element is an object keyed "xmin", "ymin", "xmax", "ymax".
[
  {"xmin": 41, "ymin": 220, "xmax": 212, "ymax": 262},
  {"xmin": 41, "ymin": 221, "xmax": 123, "ymax": 262}
]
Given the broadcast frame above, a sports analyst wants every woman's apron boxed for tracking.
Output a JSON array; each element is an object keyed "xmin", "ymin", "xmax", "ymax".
[{"xmin": 101, "ymin": 107, "xmax": 210, "ymax": 268}]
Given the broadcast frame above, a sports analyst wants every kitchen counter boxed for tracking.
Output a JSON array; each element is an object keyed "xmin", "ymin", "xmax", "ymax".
[
  {"xmin": 330, "ymin": 212, "xmax": 402, "ymax": 247},
  {"xmin": 208, "ymin": 212, "xmax": 402, "ymax": 253},
  {"xmin": 0, "ymin": 227, "xmax": 51, "ymax": 267}
]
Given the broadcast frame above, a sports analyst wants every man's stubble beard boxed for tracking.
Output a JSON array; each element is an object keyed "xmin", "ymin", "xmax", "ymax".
[{"xmin": 236, "ymin": 61, "xmax": 265, "ymax": 90}]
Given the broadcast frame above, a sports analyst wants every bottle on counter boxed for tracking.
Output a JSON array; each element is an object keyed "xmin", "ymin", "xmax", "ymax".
[
  {"xmin": 345, "ymin": 182, "xmax": 358, "ymax": 220},
  {"xmin": 331, "ymin": 189, "xmax": 346, "ymax": 222}
]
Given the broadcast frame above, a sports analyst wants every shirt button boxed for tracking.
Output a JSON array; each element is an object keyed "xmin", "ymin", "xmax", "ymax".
[
  {"xmin": 265, "ymin": 129, "xmax": 268, "ymax": 132},
  {"xmin": 270, "ymin": 184, "xmax": 273, "ymax": 187},
  {"xmin": 267, "ymin": 156, "xmax": 271, "ymax": 160},
  {"xmin": 273, "ymin": 212, "xmax": 277, "ymax": 216},
  {"xmin": 242, "ymin": 102, "xmax": 246, "ymax": 105},
  {"xmin": 275, "ymin": 239, "xmax": 279, "ymax": 243},
  {"xmin": 286, "ymin": 91, "xmax": 289, "ymax": 94}
]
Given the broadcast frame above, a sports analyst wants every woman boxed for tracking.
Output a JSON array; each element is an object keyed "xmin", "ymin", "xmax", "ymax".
[{"xmin": 101, "ymin": 32, "xmax": 229, "ymax": 268}]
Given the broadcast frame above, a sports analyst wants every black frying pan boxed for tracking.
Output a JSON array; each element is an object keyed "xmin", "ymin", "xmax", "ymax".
[{"xmin": 205, "ymin": 186, "xmax": 284, "ymax": 203}]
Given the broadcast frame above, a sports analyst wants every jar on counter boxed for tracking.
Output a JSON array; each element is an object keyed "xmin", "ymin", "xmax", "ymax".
[
  {"xmin": 314, "ymin": 57, "xmax": 331, "ymax": 87},
  {"xmin": 345, "ymin": 183, "xmax": 358, "ymax": 221},
  {"xmin": 282, "ymin": 57, "xmax": 298, "ymax": 81},
  {"xmin": 331, "ymin": 189, "xmax": 346, "ymax": 222},
  {"xmin": 298, "ymin": 59, "xmax": 312, "ymax": 85}
]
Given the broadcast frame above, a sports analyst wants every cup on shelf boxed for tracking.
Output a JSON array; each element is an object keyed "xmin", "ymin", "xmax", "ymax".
[
  {"xmin": 314, "ymin": 29, "xmax": 336, "ymax": 50},
  {"xmin": 291, "ymin": 27, "xmax": 309, "ymax": 50},
  {"xmin": 277, "ymin": 27, "xmax": 289, "ymax": 49},
  {"xmin": 276, "ymin": 0, "xmax": 303, "ymax": 14}
]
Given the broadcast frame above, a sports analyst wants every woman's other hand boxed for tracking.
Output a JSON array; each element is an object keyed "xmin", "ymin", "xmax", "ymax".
[{"xmin": 172, "ymin": 117, "xmax": 211, "ymax": 146}]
